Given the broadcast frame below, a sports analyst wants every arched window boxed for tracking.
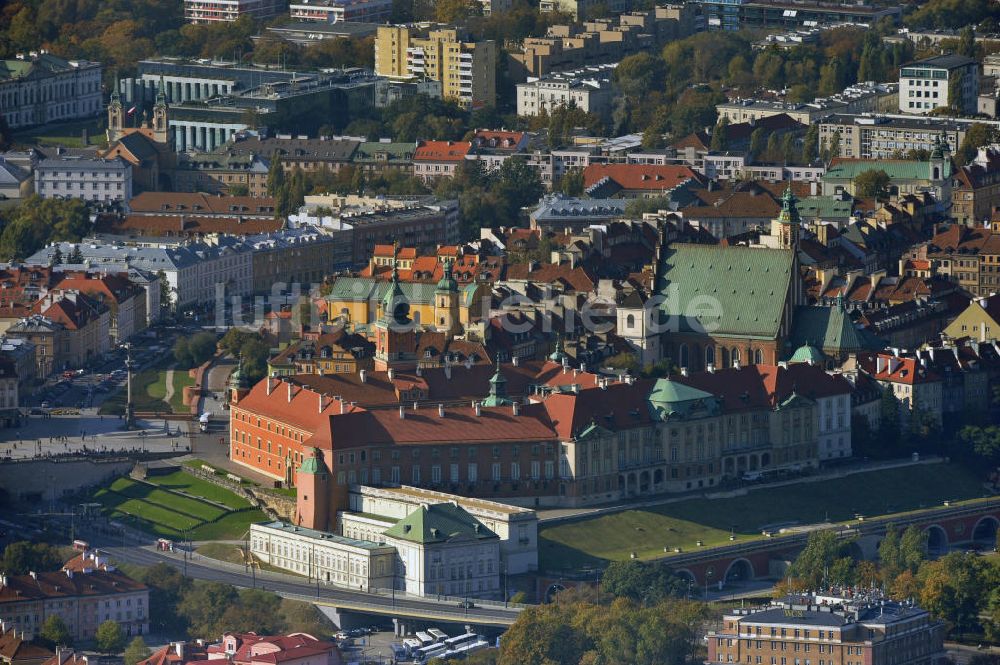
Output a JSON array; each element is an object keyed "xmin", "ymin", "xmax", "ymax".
[
  {"xmin": 678, "ymin": 343, "xmax": 689, "ymax": 368},
  {"xmin": 731, "ymin": 348, "xmax": 740, "ymax": 366},
  {"xmin": 626, "ymin": 314, "xmax": 635, "ymax": 329},
  {"xmin": 754, "ymin": 349, "xmax": 764, "ymax": 364},
  {"xmin": 706, "ymin": 346, "xmax": 715, "ymax": 367}
]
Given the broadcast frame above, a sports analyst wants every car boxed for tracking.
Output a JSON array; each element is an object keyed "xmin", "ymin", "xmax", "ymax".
[
  {"xmin": 40, "ymin": 401, "xmax": 50, "ymax": 409},
  {"xmin": 457, "ymin": 600, "xmax": 476, "ymax": 609},
  {"xmin": 348, "ymin": 628, "xmax": 368, "ymax": 637},
  {"xmin": 334, "ymin": 631, "xmax": 349, "ymax": 641}
]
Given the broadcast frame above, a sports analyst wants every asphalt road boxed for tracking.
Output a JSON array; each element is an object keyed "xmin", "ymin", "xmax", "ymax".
[{"xmin": 102, "ymin": 544, "xmax": 523, "ymax": 626}]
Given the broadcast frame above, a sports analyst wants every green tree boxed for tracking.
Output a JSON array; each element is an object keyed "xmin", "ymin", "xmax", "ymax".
[
  {"xmin": 38, "ymin": 615, "xmax": 73, "ymax": 648},
  {"xmin": 957, "ymin": 25, "xmax": 977, "ymax": 57},
  {"xmin": 600, "ymin": 560, "xmax": 690, "ymax": 606},
  {"xmin": 802, "ymin": 124, "xmax": 819, "ymax": 164},
  {"xmin": 67, "ymin": 244, "xmax": 84, "ymax": 264},
  {"xmin": 956, "ymin": 123, "xmax": 998, "ymax": 166},
  {"xmin": 917, "ymin": 552, "xmax": 990, "ymax": 632},
  {"xmin": 141, "ymin": 562, "xmax": 190, "ymax": 633},
  {"xmin": 853, "ymin": 169, "xmax": 891, "ymax": 199},
  {"xmin": 559, "ymin": 169, "xmax": 584, "ymax": 196},
  {"xmin": 218, "ymin": 589, "xmax": 286, "ymax": 635},
  {"xmin": 788, "ymin": 530, "xmax": 856, "ymax": 589},
  {"xmin": 266, "ymin": 155, "xmax": 285, "ymax": 197},
  {"xmin": 709, "ymin": 117, "xmax": 729, "ymax": 152},
  {"xmin": 749, "ymin": 127, "xmax": 766, "ymax": 161},
  {"xmin": 178, "ymin": 581, "xmax": 240, "ymax": 639},
  {"xmin": 878, "ymin": 387, "xmax": 901, "ymax": 452},
  {"xmin": 157, "ymin": 271, "xmax": 172, "ymax": 314},
  {"xmin": 1, "ymin": 541, "xmax": 64, "ymax": 574},
  {"xmin": 50, "ymin": 245, "xmax": 63, "ymax": 266},
  {"xmin": 95, "ymin": 620, "xmax": 125, "ymax": 654},
  {"xmin": 124, "ymin": 637, "xmax": 151, "ymax": 665}
]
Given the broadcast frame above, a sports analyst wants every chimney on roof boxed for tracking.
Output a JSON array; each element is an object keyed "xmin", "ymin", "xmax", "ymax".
[
  {"xmin": 399, "ymin": 405, "xmax": 405, "ymax": 419},
  {"xmin": 877, "ymin": 356, "xmax": 887, "ymax": 374},
  {"xmin": 438, "ymin": 403, "xmax": 445, "ymax": 418},
  {"xmin": 680, "ymin": 367, "xmax": 689, "ymax": 377},
  {"xmin": 778, "ymin": 361, "xmax": 788, "ymax": 369},
  {"xmin": 287, "ymin": 382, "xmax": 293, "ymax": 403},
  {"xmin": 416, "ymin": 365, "xmax": 422, "ymax": 376},
  {"xmin": 387, "ymin": 368, "xmax": 394, "ymax": 381},
  {"xmin": 580, "ymin": 362, "xmax": 587, "ymax": 373},
  {"xmin": 512, "ymin": 355, "xmax": 520, "ymax": 367},
  {"xmin": 512, "ymin": 401, "xmax": 520, "ymax": 416},
  {"xmin": 339, "ymin": 399, "xmax": 345, "ymax": 415},
  {"xmin": 174, "ymin": 642, "xmax": 185, "ymax": 659},
  {"xmin": 444, "ymin": 364, "xmax": 452, "ymax": 380},
  {"xmin": 29, "ymin": 571, "xmax": 36, "ymax": 580},
  {"xmin": 474, "ymin": 402, "xmax": 481, "ymax": 416},
  {"xmin": 267, "ymin": 377, "xmax": 275, "ymax": 395},
  {"xmin": 359, "ymin": 369, "xmax": 367, "ymax": 383}
]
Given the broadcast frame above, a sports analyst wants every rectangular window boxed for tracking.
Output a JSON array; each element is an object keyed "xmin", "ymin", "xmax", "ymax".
[
  {"xmin": 431, "ymin": 465, "xmax": 442, "ymax": 483},
  {"xmin": 450, "ymin": 463, "xmax": 459, "ymax": 483},
  {"xmin": 510, "ymin": 462, "xmax": 520, "ymax": 481},
  {"xmin": 492, "ymin": 462, "xmax": 501, "ymax": 481},
  {"xmin": 468, "ymin": 463, "xmax": 478, "ymax": 482}
]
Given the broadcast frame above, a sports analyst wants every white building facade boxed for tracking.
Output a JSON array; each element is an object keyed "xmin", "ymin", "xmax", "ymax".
[
  {"xmin": 34, "ymin": 157, "xmax": 132, "ymax": 203},
  {"xmin": 899, "ymin": 55, "xmax": 979, "ymax": 114},
  {"xmin": 0, "ymin": 53, "xmax": 102, "ymax": 130}
]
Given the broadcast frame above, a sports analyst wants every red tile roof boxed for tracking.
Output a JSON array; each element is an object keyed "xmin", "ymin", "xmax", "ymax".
[
  {"xmin": 583, "ymin": 164, "xmax": 702, "ymax": 191},
  {"xmin": 0, "ymin": 627, "xmax": 52, "ymax": 662},
  {"xmin": 128, "ymin": 192, "xmax": 277, "ymax": 217},
  {"xmin": 413, "ymin": 141, "xmax": 472, "ymax": 162},
  {"xmin": 673, "ymin": 364, "xmax": 853, "ymax": 412},
  {"xmin": 0, "ymin": 567, "xmax": 146, "ymax": 605},
  {"xmin": 313, "ymin": 403, "xmax": 559, "ymax": 449},
  {"xmin": 856, "ymin": 352, "xmax": 939, "ymax": 385}
]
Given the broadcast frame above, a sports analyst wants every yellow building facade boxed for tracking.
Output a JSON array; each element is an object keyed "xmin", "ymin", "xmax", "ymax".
[{"xmin": 375, "ymin": 26, "xmax": 497, "ymax": 109}]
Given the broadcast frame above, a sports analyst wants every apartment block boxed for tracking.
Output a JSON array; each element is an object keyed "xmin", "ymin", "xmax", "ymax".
[
  {"xmin": 516, "ymin": 69, "xmax": 614, "ymax": 119},
  {"xmin": 899, "ymin": 54, "xmax": 979, "ymax": 115},
  {"xmin": 817, "ymin": 114, "xmax": 967, "ymax": 160},
  {"xmin": 184, "ymin": 0, "xmax": 287, "ymax": 23},
  {"xmin": 375, "ymin": 26, "xmax": 496, "ymax": 108}
]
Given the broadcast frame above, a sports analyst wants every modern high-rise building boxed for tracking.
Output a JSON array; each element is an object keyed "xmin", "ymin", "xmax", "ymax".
[
  {"xmin": 288, "ymin": 0, "xmax": 392, "ymax": 22},
  {"xmin": 374, "ymin": 26, "xmax": 496, "ymax": 109}
]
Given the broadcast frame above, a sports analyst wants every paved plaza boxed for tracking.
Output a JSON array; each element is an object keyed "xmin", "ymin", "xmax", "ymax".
[{"xmin": 0, "ymin": 413, "xmax": 192, "ymax": 460}]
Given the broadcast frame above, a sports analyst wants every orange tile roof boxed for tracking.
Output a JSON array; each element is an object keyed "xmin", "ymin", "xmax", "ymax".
[
  {"xmin": 583, "ymin": 164, "xmax": 702, "ymax": 191},
  {"xmin": 413, "ymin": 141, "xmax": 472, "ymax": 162}
]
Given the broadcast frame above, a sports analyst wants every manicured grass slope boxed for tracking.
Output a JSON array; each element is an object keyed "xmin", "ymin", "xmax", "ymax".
[
  {"xmin": 90, "ymin": 475, "xmax": 264, "ymax": 540},
  {"xmin": 539, "ymin": 464, "xmax": 988, "ymax": 570}
]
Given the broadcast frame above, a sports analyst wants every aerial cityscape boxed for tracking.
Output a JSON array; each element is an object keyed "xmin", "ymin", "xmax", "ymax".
[{"xmin": 0, "ymin": 0, "xmax": 999, "ymax": 663}]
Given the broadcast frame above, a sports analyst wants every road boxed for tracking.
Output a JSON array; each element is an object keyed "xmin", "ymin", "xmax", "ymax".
[{"xmin": 102, "ymin": 544, "xmax": 522, "ymax": 627}]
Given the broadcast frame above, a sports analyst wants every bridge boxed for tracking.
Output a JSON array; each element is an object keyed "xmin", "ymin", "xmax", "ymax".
[
  {"xmin": 647, "ymin": 498, "xmax": 999, "ymax": 587},
  {"xmin": 105, "ymin": 545, "xmax": 523, "ymax": 628},
  {"xmin": 537, "ymin": 498, "xmax": 1000, "ymax": 595}
]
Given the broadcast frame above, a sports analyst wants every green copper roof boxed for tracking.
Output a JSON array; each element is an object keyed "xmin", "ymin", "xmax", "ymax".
[
  {"xmin": 383, "ymin": 503, "xmax": 497, "ymax": 544},
  {"xmin": 299, "ymin": 448, "xmax": 327, "ymax": 475},
  {"xmin": 788, "ymin": 305, "xmax": 885, "ymax": 355},
  {"xmin": 823, "ymin": 160, "xmax": 938, "ymax": 182},
  {"xmin": 789, "ymin": 344, "xmax": 825, "ymax": 364},
  {"xmin": 648, "ymin": 377, "xmax": 720, "ymax": 420},
  {"xmin": 325, "ymin": 277, "xmax": 438, "ymax": 306},
  {"xmin": 655, "ymin": 244, "xmax": 795, "ymax": 339},
  {"xmin": 482, "ymin": 360, "xmax": 511, "ymax": 407},
  {"xmin": 796, "ymin": 196, "xmax": 854, "ymax": 221},
  {"xmin": 777, "ymin": 187, "xmax": 801, "ymax": 225},
  {"xmin": 436, "ymin": 258, "xmax": 458, "ymax": 293},
  {"xmin": 548, "ymin": 339, "xmax": 565, "ymax": 363}
]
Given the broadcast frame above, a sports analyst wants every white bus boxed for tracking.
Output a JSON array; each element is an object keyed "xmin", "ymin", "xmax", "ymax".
[
  {"xmin": 414, "ymin": 631, "xmax": 435, "ymax": 645},
  {"xmin": 413, "ymin": 643, "xmax": 446, "ymax": 663},
  {"xmin": 443, "ymin": 633, "xmax": 478, "ymax": 649},
  {"xmin": 427, "ymin": 628, "xmax": 448, "ymax": 642}
]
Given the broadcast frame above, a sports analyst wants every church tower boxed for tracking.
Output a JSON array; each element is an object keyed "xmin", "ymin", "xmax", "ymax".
[
  {"xmin": 374, "ymin": 245, "xmax": 417, "ymax": 372},
  {"xmin": 151, "ymin": 76, "xmax": 169, "ymax": 144},
  {"xmin": 433, "ymin": 258, "xmax": 460, "ymax": 336},
  {"xmin": 771, "ymin": 186, "xmax": 801, "ymax": 250},
  {"xmin": 107, "ymin": 78, "xmax": 124, "ymax": 143}
]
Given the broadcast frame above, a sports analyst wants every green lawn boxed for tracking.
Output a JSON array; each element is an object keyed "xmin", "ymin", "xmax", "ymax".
[
  {"xmin": 170, "ymin": 371, "xmax": 195, "ymax": 412},
  {"xmin": 147, "ymin": 470, "xmax": 252, "ymax": 510},
  {"xmin": 539, "ymin": 464, "xmax": 991, "ymax": 571},
  {"xmin": 100, "ymin": 366, "xmax": 192, "ymax": 415},
  {"xmin": 89, "ymin": 476, "xmax": 266, "ymax": 540},
  {"xmin": 13, "ymin": 118, "xmax": 107, "ymax": 149}
]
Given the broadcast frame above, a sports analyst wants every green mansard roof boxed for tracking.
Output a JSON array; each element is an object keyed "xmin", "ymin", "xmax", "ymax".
[{"xmin": 383, "ymin": 503, "xmax": 497, "ymax": 544}]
